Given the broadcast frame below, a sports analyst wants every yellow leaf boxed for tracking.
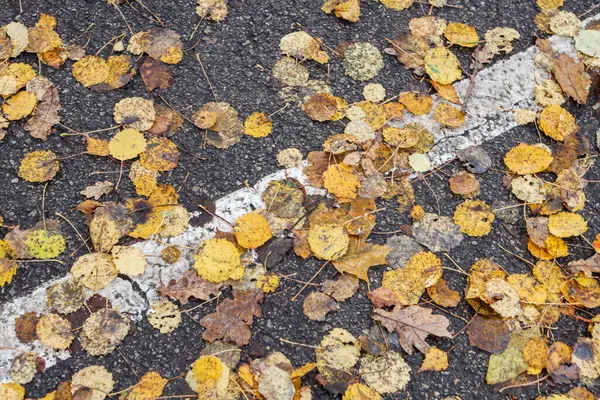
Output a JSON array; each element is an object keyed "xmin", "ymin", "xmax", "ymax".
[
  {"xmin": 108, "ymin": 128, "xmax": 147, "ymax": 161},
  {"xmin": 72, "ymin": 55, "xmax": 110, "ymax": 87},
  {"xmin": 342, "ymin": 383, "xmax": 382, "ymax": 400},
  {"xmin": 444, "ymin": 23, "xmax": 479, "ymax": 47},
  {"xmin": 418, "ymin": 347, "xmax": 448, "ymax": 372},
  {"xmin": 504, "ymin": 143, "xmax": 553, "ymax": 175},
  {"xmin": 380, "ymin": 0, "xmax": 413, "ymax": 11},
  {"xmin": 537, "ymin": 0, "xmax": 563, "ymax": 10},
  {"xmin": 191, "ymin": 355, "xmax": 230, "ymax": 396},
  {"xmin": 111, "ymin": 245, "xmax": 147, "ymax": 276},
  {"xmin": 382, "ymin": 251, "xmax": 442, "ymax": 305},
  {"xmin": 234, "ymin": 211, "xmax": 272, "ymax": 249},
  {"xmin": 147, "ymin": 300, "xmax": 181, "ymax": 334},
  {"xmin": 3, "ymin": 90, "xmax": 36, "ymax": 120},
  {"xmin": 122, "ymin": 371, "xmax": 167, "ymax": 400},
  {"xmin": 308, "ymin": 223, "xmax": 349, "ymax": 261},
  {"xmin": 382, "ymin": 124, "xmax": 418, "ymax": 149},
  {"xmin": 256, "ymin": 273, "xmax": 280, "ymax": 293},
  {"xmin": 24, "ymin": 229, "xmax": 66, "ymax": 259},
  {"xmin": 244, "ymin": 111, "xmax": 273, "ymax": 138},
  {"xmin": 454, "ymin": 199, "xmax": 494, "ymax": 236},
  {"xmin": 86, "ymin": 137, "xmax": 110, "ymax": 156},
  {"xmin": 139, "ymin": 137, "xmax": 179, "ymax": 171},
  {"xmin": 528, "ymin": 236, "xmax": 569, "ymax": 260},
  {"xmin": 429, "ymin": 80, "xmax": 462, "ymax": 105},
  {"xmin": 398, "ymin": 92, "xmax": 433, "ymax": 115},
  {"xmin": 323, "ymin": 163, "xmax": 361, "ymax": 199},
  {"xmin": 322, "ymin": 0, "xmax": 360, "ymax": 23},
  {"xmin": 194, "ymin": 238, "xmax": 243, "ymax": 283},
  {"xmin": 539, "ymin": 105, "xmax": 578, "ymax": 141},
  {"xmin": 522, "ymin": 337, "xmax": 549, "ymax": 375},
  {"xmin": 0, "ymin": 259, "xmax": 18, "ymax": 287},
  {"xmin": 434, "ymin": 103, "xmax": 465, "ymax": 127},
  {"xmin": 332, "ymin": 243, "xmax": 391, "ymax": 282},
  {"xmin": 129, "ymin": 160, "xmax": 158, "ymax": 196},
  {"xmin": 18, "ymin": 150, "xmax": 60, "ymax": 182},
  {"xmin": 36, "ymin": 313, "xmax": 74, "ymax": 350},
  {"xmin": 0, "ymin": 383, "xmax": 25, "ymax": 400},
  {"xmin": 548, "ymin": 211, "xmax": 588, "ymax": 238},
  {"xmin": 0, "ymin": 63, "xmax": 37, "ymax": 92},
  {"xmin": 70, "ymin": 252, "xmax": 118, "ymax": 291},
  {"xmin": 424, "ymin": 47, "xmax": 462, "ymax": 85}
]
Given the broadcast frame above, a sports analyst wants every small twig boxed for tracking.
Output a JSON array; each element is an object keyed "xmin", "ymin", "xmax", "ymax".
[
  {"xmin": 115, "ymin": 160, "xmax": 125, "ymax": 191},
  {"xmin": 498, "ymin": 245, "xmax": 535, "ymax": 267},
  {"xmin": 41, "ymin": 183, "xmax": 48, "ymax": 230},
  {"xmin": 113, "ymin": 4, "xmax": 134, "ymax": 36},
  {"xmin": 55, "ymin": 212, "xmax": 92, "ymax": 253},
  {"xmin": 117, "ymin": 347, "xmax": 139, "ymax": 378},
  {"xmin": 198, "ymin": 204, "xmax": 233, "ymax": 227},
  {"xmin": 279, "ymin": 338, "xmax": 321, "ymax": 349},
  {"xmin": 291, "ymin": 260, "xmax": 330, "ymax": 302},
  {"xmin": 195, "ymin": 53, "xmax": 217, "ymax": 101},
  {"xmin": 499, "ymin": 375, "xmax": 548, "ymax": 393},
  {"xmin": 418, "ymin": 172, "xmax": 441, "ymax": 215},
  {"xmin": 463, "ymin": 46, "xmax": 482, "ymax": 109}
]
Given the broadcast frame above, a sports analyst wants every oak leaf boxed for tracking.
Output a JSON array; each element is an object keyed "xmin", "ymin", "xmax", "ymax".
[
  {"xmin": 200, "ymin": 289, "xmax": 264, "ymax": 346},
  {"xmin": 158, "ymin": 269, "xmax": 222, "ymax": 304},
  {"xmin": 373, "ymin": 305, "xmax": 452, "ymax": 354}
]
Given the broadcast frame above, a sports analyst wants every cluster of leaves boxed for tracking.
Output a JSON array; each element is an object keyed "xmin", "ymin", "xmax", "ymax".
[{"xmin": 3, "ymin": 0, "xmax": 600, "ymax": 399}]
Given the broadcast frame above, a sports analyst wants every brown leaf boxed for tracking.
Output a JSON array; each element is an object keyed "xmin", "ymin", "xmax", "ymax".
[
  {"xmin": 367, "ymin": 287, "xmax": 401, "ymax": 308},
  {"xmin": 80, "ymin": 181, "xmax": 114, "ymax": 200},
  {"xmin": 140, "ymin": 57, "xmax": 173, "ymax": 92},
  {"xmin": 568, "ymin": 254, "xmax": 600, "ymax": 276},
  {"xmin": 526, "ymin": 216, "xmax": 549, "ymax": 248},
  {"xmin": 553, "ymin": 54, "xmax": 591, "ymax": 105},
  {"xmin": 200, "ymin": 289, "xmax": 263, "ymax": 346},
  {"xmin": 303, "ymin": 292, "xmax": 339, "ymax": 321},
  {"xmin": 467, "ymin": 315, "xmax": 510, "ymax": 354},
  {"xmin": 373, "ymin": 305, "xmax": 452, "ymax": 354},
  {"xmin": 24, "ymin": 85, "xmax": 61, "ymax": 140},
  {"xmin": 427, "ymin": 278, "xmax": 460, "ymax": 307},
  {"xmin": 15, "ymin": 312, "xmax": 40, "ymax": 343},
  {"xmin": 158, "ymin": 269, "xmax": 222, "ymax": 304}
]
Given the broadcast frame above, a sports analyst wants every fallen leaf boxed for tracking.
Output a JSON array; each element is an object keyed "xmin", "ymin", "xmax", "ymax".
[
  {"xmin": 303, "ymin": 292, "xmax": 339, "ymax": 321},
  {"xmin": 158, "ymin": 269, "xmax": 222, "ymax": 304},
  {"xmin": 424, "ymin": 47, "xmax": 462, "ymax": 85},
  {"xmin": 200, "ymin": 289, "xmax": 263, "ymax": 346},
  {"xmin": 71, "ymin": 365, "xmax": 114, "ymax": 400},
  {"xmin": 24, "ymin": 85, "xmax": 60, "ymax": 140},
  {"xmin": 194, "ymin": 238, "xmax": 243, "ymax": 283},
  {"xmin": 140, "ymin": 57, "xmax": 172, "ymax": 92},
  {"xmin": 553, "ymin": 54, "xmax": 590, "ymax": 104},
  {"xmin": 374, "ymin": 305, "xmax": 452, "ymax": 354},
  {"xmin": 467, "ymin": 315, "xmax": 510, "ymax": 353},
  {"xmin": 80, "ymin": 181, "xmax": 113, "ymax": 200},
  {"xmin": 18, "ymin": 150, "xmax": 60, "ymax": 182},
  {"xmin": 80, "ymin": 308, "xmax": 130, "ymax": 356},
  {"xmin": 418, "ymin": 347, "xmax": 448, "ymax": 372},
  {"xmin": 359, "ymin": 351, "xmax": 411, "ymax": 394},
  {"xmin": 332, "ymin": 243, "xmax": 391, "ymax": 282},
  {"xmin": 504, "ymin": 143, "xmax": 553, "ymax": 174},
  {"xmin": 147, "ymin": 299, "xmax": 181, "ymax": 334}
]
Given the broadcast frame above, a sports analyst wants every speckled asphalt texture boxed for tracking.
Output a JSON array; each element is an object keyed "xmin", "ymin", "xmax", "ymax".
[{"xmin": 1, "ymin": 0, "xmax": 600, "ymax": 398}]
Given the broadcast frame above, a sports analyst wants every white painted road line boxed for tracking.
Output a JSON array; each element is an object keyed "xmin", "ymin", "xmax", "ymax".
[{"xmin": 1, "ymin": 15, "xmax": 598, "ymax": 380}]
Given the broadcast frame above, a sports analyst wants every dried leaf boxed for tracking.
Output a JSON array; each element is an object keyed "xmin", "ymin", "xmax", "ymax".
[
  {"xmin": 80, "ymin": 181, "xmax": 114, "ymax": 200},
  {"xmin": 24, "ymin": 85, "xmax": 60, "ymax": 140},
  {"xmin": 553, "ymin": 54, "xmax": 590, "ymax": 104},
  {"xmin": 140, "ymin": 57, "xmax": 172, "ymax": 92},
  {"xmin": 159, "ymin": 269, "xmax": 222, "ymax": 304},
  {"xmin": 374, "ymin": 305, "xmax": 452, "ymax": 354},
  {"xmin": 200, "ymin": 289, "xmax": 263, "ymax": 346}
]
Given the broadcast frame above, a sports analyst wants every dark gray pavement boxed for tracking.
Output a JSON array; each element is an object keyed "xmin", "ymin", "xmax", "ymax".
[{"xmin": 1, "ymin": 0, "xmax": 600, "ymax": 398}]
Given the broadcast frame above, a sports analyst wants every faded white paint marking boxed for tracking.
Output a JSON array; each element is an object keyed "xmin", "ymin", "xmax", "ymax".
[{"xmin": 1, "ymin": 15, "xmax": 598, "ymax": 381}]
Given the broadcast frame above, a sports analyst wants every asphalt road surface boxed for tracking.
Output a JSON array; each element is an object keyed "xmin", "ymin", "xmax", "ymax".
[{"xmin": 1, "ymin": 0, "xmax": 600, "ymax": 399}]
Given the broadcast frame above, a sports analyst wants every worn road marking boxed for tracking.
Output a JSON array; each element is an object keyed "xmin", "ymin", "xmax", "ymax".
[{"xmin": 1, "ymin": 16, "xmax": 597, "ymax": 380}]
